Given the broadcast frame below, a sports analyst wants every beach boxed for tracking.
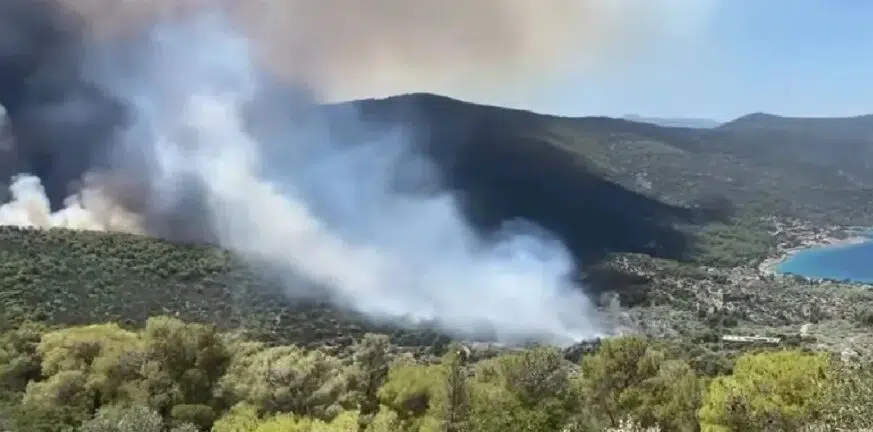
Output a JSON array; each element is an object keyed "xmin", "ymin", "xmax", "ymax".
[{"xmin": 758, "ymin": 234, "xmax": 869, "ymax": 277}]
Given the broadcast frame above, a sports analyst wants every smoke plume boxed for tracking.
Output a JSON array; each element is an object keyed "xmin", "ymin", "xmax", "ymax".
[
  {"xmin": 54, "ymin": 0, "xmax": 718, "ymax": 101},
  {"xmin": 0, "ymin": 0, "xmax": 715, "ymax": 344}
]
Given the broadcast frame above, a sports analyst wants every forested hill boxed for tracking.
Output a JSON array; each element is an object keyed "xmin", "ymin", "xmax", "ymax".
[{"xmin": 321, "ymin": 93, "xmax": 873, "ymax": 263}]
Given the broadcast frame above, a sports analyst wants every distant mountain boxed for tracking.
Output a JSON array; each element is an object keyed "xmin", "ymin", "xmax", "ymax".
[
  {"xmin": 708, "ymin": 112, "xmax": 873, "ymax": 186},
  {"xmin": 622, "ymin": 114, "xmax": 721, "ymax": 129},
  {"xmin": 336, "ymin": 94, "xmax": 873, "ymax": 229},
  {"xmin": 312, "ymin": 94, "xmax": 873, "ymax": 264},
  {"xmin": 327, "ymin": 93, "xmax": 722, "ymax": 264}
]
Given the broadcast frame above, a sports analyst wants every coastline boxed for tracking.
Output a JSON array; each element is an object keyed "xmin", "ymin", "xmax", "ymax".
[{"xmin": 757, "ymin": 235, "xmax": 869, "ymax": 277}]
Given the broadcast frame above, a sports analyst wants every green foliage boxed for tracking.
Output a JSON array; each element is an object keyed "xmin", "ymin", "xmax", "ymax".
[
  {"xmin": 170, "ymin": 404, "xmax": 216, "ymax": 429},
  {"xmin": 431, "ymin": 347, "xmax": 470, "ymax": 432},
  {"xmin": 698, "ymin": 350, "xmax": 829, "ymax": 431},
  {"xmin": 0, "ymin": 320, "xmax": 46, "ymax": 393},
  {"xmin": 378, "ymin": 361, "xmax": 442, "ymax": 420},
  {"xmin": 212, "ymin": 404, "xmax": 261, "ymax": 432},
  {"xmin": 139, "ymin": 316, "xmax": 232, "ymax": 412},
  {"xmin": 0, "ymin": 226, "xmax": 451, "ymax": 355},
  {"xmin": 813, "ymin": 357, "xmax": 873, "ymax": 430},
  {"xmin": 2, "ymin": 314, "xmax": 873, "ymax": 431},
  {"xmin": 577, "ymin": 336, "xmax": 702, "ymax": 431},
  {"xmin": 217, "ymin": 344, "xmax": 349, "ymax": 420},
  {"xmin": 80, "ymin": 405, "xmax": 164, "ymax": 432},
  {"xmin": 212, "ymin": 406, "xmax": 360, "ymax": 431},
  {"xmin": 350, "ymin": 334, "xmax": 392, "ymax": 430},
  {"xmin": 690, "ymin": 218, "xmax": 775, "ymax": 268}
]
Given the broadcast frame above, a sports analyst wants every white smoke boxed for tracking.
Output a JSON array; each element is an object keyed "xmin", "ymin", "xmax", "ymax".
[
  {"xmin": 0, "ymin": 174, "xmax": 143, "ymax": 232},
  {"xmin": 0, "ymin": 102, "xmax": 141, "ymax": 232},
  {"xmin": 0, "ymin": 12, "xmax": 604, "ymax": 344}
]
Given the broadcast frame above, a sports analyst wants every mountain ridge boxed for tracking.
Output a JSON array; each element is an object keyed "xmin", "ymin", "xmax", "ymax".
[
  {"xmin": 343, "ymin": 93, "xmax": 873, "ymax": 222},
  {"xmin": 622, "ymin": 114, "xmax": 721, "ymax": 129}
]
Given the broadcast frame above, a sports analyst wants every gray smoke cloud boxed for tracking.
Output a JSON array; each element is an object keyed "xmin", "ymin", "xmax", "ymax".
[{"xmin": 0, "ymin": 0, "xmax": 718, "ymax": 344}]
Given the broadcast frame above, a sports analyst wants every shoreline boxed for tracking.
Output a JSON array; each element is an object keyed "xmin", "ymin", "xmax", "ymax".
[{"xmin": 757, "ymin": 234, "xmax": 870, "ymax": 277}]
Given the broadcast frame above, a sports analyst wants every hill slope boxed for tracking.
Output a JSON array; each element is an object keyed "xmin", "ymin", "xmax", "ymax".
[
  {"xmin": 327, "ymin": 94, "xmax": 731, "ymax": 264},
  {"xmin": 0, "ymin": 226, "xmax": 451, "ymax": 353},
  {"xmin": 344, "ymin": 94, "xmax": 873, "ymax": 228}
]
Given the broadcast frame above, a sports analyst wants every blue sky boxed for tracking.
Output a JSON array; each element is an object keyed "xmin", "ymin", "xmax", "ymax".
[{"xmin": 521, "ymin": 1, "xmax": 873, "ymax": 121}]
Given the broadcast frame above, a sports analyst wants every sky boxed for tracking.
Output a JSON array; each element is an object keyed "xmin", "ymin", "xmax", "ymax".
[{"xmin": 507, "ymin": 1, "xmax": 873, "ymax": 121}]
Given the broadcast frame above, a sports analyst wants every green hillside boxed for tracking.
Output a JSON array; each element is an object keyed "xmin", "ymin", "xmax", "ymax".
[{"xmin": 0, "ymin": 227, "xmax": 450, "ymax": 355}]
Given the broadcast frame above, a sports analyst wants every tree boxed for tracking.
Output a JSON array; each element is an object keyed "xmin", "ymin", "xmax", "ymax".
[
  {"xmin": 0, "ymin": 321, "xmax": 47, "ymax": 393},
  {"xmin": 170, "ymin": 403, "xmax": 216, "ymax": 430},
  {"xmin": 139, "ymin": 316, "xmax": 231, "ymax": 414},
  {"xmin": 429, "ymin": 344, "xmax": 470, "ymax": 432},
  {"xmin": 10, "ymin": 371, "xmax": 96, "ymax": 432},
  {"xmin": 577, "ymin": 336, "xmax": 660, "ymax": 429},
  {"xmin": 37, "ymin": 323, "xmax": 140, "ymax": 379},
  {"xmin": 378, "ymin": 360, "xmax": 443, "ymax": 430},
  {"xmin": 218, "ymin": 344, "xmax": 350, "ymax": 420},
  {"xmin": 576, "ymin": 336, "xmax": 702, "ymax": 431},
  {"xmin": 366, "ymin": 407, "xmax": 404, "ymax": 432},
  {"xmin": 79, "ymin": 405, "xmax": 164, "ymax": 432},
  {"xmin": 466, "ymin": 379, "xmax": 527, "ymax": 432},
  {"xmin": 698, "ymin": 350, "xmax": 829, "ymax": 431},
  {"xmin": 212, "ymin": 404, "xmax": 262, "ymax": 432},
  {"xmin": 350, "ymin": 334, "xmax": 391, "ymax": 430},
  {"xmin": 640, "ymin": 359, "xmax": 702, "ymax": 432},
  {"xmin": 464, "ymin": 346, "xmax": 576, "ymax": 432},
  {"xmin": 15, "ymin": 324, "xmax": 143, "ymax": 429}
]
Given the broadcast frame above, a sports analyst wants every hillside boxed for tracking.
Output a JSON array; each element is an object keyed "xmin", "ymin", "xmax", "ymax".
[
  {"xmin": 3, "ymin": 93, "xmax": 873, "ymax": 330},
  {"xmin": 6, "ymin": 223, "xmax": 873, "ymax": 352},
  {"xmin": 4, "ymin": 93, "xmax": 873, "ymax": 430},
  {"xmin": 0, "ymin": 226, "xmax": 455, "ymax": 355},
  {"xmin": 4, "ymin": 93, "xmax": 873, "ymax": 332},
  {"xmin": 5, "ymin": 90, "xmax": 871, "ymax": 264},
  {"xmin": 348, "ymin": 94, "xmax": 873, "ymax": 227},
  {"xmin": 718, "ymin": 113, "xmax": 873, "ymax": 181}
]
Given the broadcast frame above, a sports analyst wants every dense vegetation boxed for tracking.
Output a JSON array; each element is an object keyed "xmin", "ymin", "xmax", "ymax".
[
  {"xmin": 0, "ymin": 227, "xmax": 451, "ymax": 355},
  {"xmin": 6, "ymin": 220, "xmax": 871, "ymax": 359},
  {"xmin": 1, "ymin": 317, "xmax": 873, "ymax": 431}
]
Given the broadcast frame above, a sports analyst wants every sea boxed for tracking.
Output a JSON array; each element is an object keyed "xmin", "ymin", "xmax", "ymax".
[{"xmin": 777, "ymin": 234, "xmax": 873, "ymax": 283}]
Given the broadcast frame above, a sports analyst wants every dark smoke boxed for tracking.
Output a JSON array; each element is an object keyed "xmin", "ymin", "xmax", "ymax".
[{"xmin": 0, "ymin": 0, "xmax": 127, "ymax": 207}]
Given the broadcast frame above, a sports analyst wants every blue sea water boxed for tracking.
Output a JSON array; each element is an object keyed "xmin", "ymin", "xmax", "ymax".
[{"xmin": 777, "ymin": 236, "xmax": 873, "ymax": 283}]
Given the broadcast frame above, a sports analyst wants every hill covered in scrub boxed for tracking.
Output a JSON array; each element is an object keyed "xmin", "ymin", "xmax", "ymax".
[
  {"xmin": 0, "ymin": 227, "xmax": 453, "ymax": 355},
  {"xmin": 338, "ymin": 94, "xmax": 873, "ymax": 261}
]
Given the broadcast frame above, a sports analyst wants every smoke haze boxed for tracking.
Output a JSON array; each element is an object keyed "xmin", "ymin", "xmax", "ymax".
[
  {"xmin": 0, "ymin": 0, "xmax": 716, "ymax": 344},
  {"xmin": 55, "ymin": 0, "xmax": 718, "ymax": 101}
]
